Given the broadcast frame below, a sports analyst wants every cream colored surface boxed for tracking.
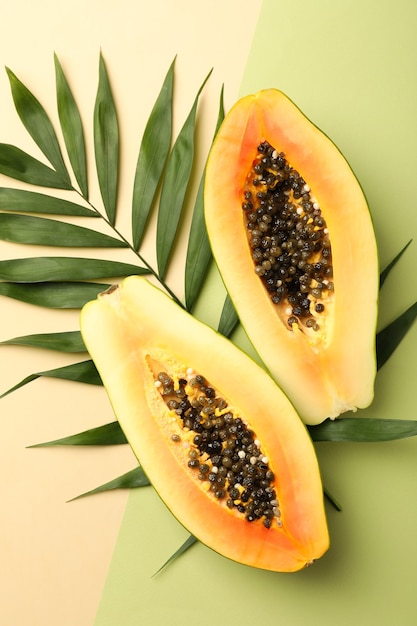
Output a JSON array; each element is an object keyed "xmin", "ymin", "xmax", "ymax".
[{"xmin": 0, "ymin": 2, "xmax": 262, "ymax": 625}]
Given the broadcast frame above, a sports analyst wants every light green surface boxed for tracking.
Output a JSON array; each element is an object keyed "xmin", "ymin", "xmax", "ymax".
[{"xmin": 95, "ymin": 1, "xmax": 417, "ymax": 625}]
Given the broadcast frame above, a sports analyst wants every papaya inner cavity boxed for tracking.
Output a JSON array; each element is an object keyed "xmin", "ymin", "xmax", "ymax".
[
  {"xmin": 154, "ymin": 367, "xmax": 282, "ymax": 529},
  {"xmin": 242, "ymin": 140, "xmax": 334, "ymax": 337}
]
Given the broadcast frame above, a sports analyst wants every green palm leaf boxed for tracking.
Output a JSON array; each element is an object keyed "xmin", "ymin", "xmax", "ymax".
[
  {"xmin": 94, "ymin": 53, "xmax": 119, "ymax": 225},
  {"xmin": 183, "ymin": 171, "xmax": 209, "ymax": 310},
  {"xmin": 6, "ymin": 67, "xmax": 70, "ymax": 184},
  {"xmin": 0, "ymin": 359, "xmax": 101, "ymax": 399},
  {"xmin": 0, "ymin": 214, "xmax": 127, "ymax": 248},
  {"xmin": 0, "ymin": 330, "xmax": 86, "ymax": 352},
  {"xmin": 0, "ymin": 144, "xmax": 72, "ymax": 189},
  {"xmin": 0, "ymin": 281, "xmax": 110, "ymax": 308},
  {"xmin": 0, "ymin": 257, "xmax": 147, "ymax": 282},
  {"xmin": 309, "ymin": 418, "xmax": 417, "ymax": 442},
  {"xmin": 132, "ymin": 59, "xmax": 174, "ymax": 250},
  {"xmin": 323, "ymin": 488, "xmax": 343, "ymax": 511},
  {"xmin": 376, "ymin": 301, "xmax": 417, "ymax": 370},
  {"xmin": 29, "ymin": 421, "xmax": 126, "ymax": 447},
  {"xmin": 184, "ymin": 86, "xmax": 225, "ymax": 311},
  {"xmin": 153, "ymin": 534, "xmax": 197, "ymax": 576},
  {"xmin": 380, "ymin": 239, "xmax": 412, "ymax": 288},
  {"xmin": 69, "ymin": 466, "xmax": 149, "ymax": 501},
  {"xmin": 156, "ymin": 70, "xmax": 212, "ymax": 279},
  {"xmin": 218, "ymin": 293, "xmax": 239, "ymax": 338},
  {"xmin": 54, "ymin": 54, "xmax": 89, "ymax": 198},
  {"xmin": 0, "ymin": 188, "xmax": 96, "ymax": 216}
]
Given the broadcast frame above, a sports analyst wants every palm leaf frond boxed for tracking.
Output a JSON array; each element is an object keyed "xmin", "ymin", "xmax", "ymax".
[
  {"xmin": 0, "ymin": 144, "xmax": 72, "ymax": 189},
  {"xmin": 380, "ymin": 239, "xmax": 412, "ymax": 288},
  {"xmin": 156, "ymin": 69, "xmax": 212, "ymax": 279},
  {"xmin": 6, "ymin": 67, "xmax": 70, "ymax": 183},
  {"xmin": 376, "ymin": 301, "xmax": 417, "ymax": 370},
  {"xmin": 0, "ymin": 214, "xmax": 127, "ymax": 248},
  {"xmin": 0, "ymin": 359, "xmax": 101, "ymax": 399},
  {"xmin": 0, "ymin": 281, "xmax": 110, "ymax": 308},
  {"xmin": 54, "ymin": 53, "xmax": 89, "ymax": 197},
  {"xmin": 153, "ymin": 534, "xmax": 197, "ymax": 577},
  {"xmin": 0, "ymin": 257, "xmax": 148, "ymax": 282},
  {"xmin": 29, "ymin": 421, "xmax": 127, "ymax": 447},
  {"xmin": 94, "ymin": 53, "xmax": 119, "ymax": 225},
  {"xmin": 68, "ymin": 466, "xmax": 149, "ymax": 501},
  {"xmin": 0, "ymin": 330, "xmax": 86, "ymax": 352},
  {"xmin": 184, "ymin": 85, "xmax": 225, "ymax": 311},
  {"xmin": 0, "ymin": 188, "xmax": 95, "ymax": 216},
  {"xmin": 132, "ymin": 58, "xmax": 175, "ymax": 250},
  {"xmin": 309, "ymin": 418, "xmax": 417, "ymax": 443}
]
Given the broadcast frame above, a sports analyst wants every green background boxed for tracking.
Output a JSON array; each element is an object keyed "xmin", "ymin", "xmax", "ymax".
[{"xmin": 95, "ymin": 1, "xmax": 417, "ymax": 624}]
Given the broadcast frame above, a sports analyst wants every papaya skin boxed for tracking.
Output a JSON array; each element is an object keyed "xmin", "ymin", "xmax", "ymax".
[
  {"xmin": 204, "ymin": 89, "xmax": 378, "ymax": 425},
  {"xmin": 80, "ymin": 276, "xmax": 329, "ymax": 572}
]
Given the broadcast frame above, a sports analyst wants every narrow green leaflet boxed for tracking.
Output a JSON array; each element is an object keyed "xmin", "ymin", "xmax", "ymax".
[
  {"xmin": 94, "ymin": 53, "xmax": 119, "ymax": 225},
  {"xmin": 309, "ymin": 418, "xmax": 417, "ymax": 442},
  {"xmin": 0, "ymin": 359, "xmax": 101, "ymax": 399},
  {"xmin": 183, "ymin": 169, "xmax": 209, "ymax": 310},
  {"xmin": 0, "ymin": 144, "xmax": 72, "ymax": 189},
  {"xmin": 376, "ymin": 301, "xmax": 417, "ymax": 370},
  {"xmin": 0, "ymin": 188, "xmax": 96, "ymax": 216},
  {"xmin": 54, "ymin": 54, "xmax": 88, "ymax": 198},
  {"xmin": 323, "ymin": 487, "xmax": 343, "ymax": 511},
  {"xmin": 0, "ymin": 281, "xmax": 110, "ymax": 308},
  {"xmin": 28, "ymin": 421, "xmax": 126, "ymax": 447},
  {"xmin": 132, "ymin": 59, "xmax": 174, "ymax": 250},
  {"xmin": 156, "ymin": 70, "xmax": 212, "ymax": 279},
  {"xmin": 380, "ymin": 239, "xmax": 412, "ymax": 288},
  {"xmin": 0, "ymin": 330, "xmax": 86, "ymax": 352},
  {"xmin": 0, "ymin": 257, "xmax": 148, "ymax": 282},
  {"xmin": 29, "ymin": 421, "xmax": 127, "ymax": 447},
  {"xmin": 218, "ymin": 293, "xmax": 239, "ymax": 338},
  {"xmin": 69, "ymin": 466, "xmax": 149, "ymax": 501},
  {"xmin": 6, "ymin": 67, "xmax": 70, "ymax": 184},
  {"xmin": 184, "ymin": 86, "xmax": 225, "ymax": 311},
  {"xmin": 0, "ymin": 214, "xmax": 127, "ymax": 248},
  {"xmin": 153, "ymin": 534, "xmax": 198, "ymax": 577}
]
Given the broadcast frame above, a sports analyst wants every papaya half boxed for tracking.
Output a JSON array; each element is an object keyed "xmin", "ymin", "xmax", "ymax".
[
  {"xmin": 80, "ymin": 276, "xmax": 329, "ymax": 572},
  {"xmin": 204, "ymin": 89, "xmax": 379, "ymax": 425}
]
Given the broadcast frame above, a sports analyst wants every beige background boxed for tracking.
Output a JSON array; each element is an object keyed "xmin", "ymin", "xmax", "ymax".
[{"xmin": 0, "ymin": 2, "xmax": 262, "ymax": 625}]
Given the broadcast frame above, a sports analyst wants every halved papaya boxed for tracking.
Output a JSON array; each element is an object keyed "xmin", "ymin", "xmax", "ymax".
[
  {"xmin": 204, "ymin": 89, "xmax": 378, "ymax": 424},
  {"xmin": 80, "ymin": 276, "xmax": 329, "ymax": 572}
]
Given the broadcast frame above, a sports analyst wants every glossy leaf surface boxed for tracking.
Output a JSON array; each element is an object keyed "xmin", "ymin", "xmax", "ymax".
[
  {"xmin": 0, "ymin": 214, "xmax": 127, "ymax": 247},
  {"xmin": 93, "ymin": 53, "xmax": 119, "ymax": 225},
  {"xmin": 6, "ymin": 67, "xmax": 70, "ymax": 183},
  {"xmin": 132, "ymin": 59, "xmax": 174, "ymax": 249},
  {"xmin": 156, "ymin": 70, "xmax": 212, "ymax": 278},
  {"xmin": 54, "ymin": 54, "xmax": 89, "ymax": 197}
]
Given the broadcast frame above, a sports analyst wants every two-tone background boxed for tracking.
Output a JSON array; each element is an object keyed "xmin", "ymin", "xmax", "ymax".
[{"xmin": 1, "ymin": 1, "xmax": 416, "ymax": 624}]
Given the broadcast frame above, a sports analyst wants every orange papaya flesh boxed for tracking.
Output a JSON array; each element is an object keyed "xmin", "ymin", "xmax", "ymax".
[
  {"xmin": 204, "ymin": 89, "xmax": 378, "ymax": 425},
  {"xmin": 80, "ymin": 276, "xmax": 329, "ymax": 572}
]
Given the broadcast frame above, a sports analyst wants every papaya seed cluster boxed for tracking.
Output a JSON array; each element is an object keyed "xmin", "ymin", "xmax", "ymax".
[
  {"xmin": 243, "ymin": 140, "xmax": 334, "ymax": 331},
  {"xmin": 155, "ymin": 369, "xmax": 281, "ymax": 529}
]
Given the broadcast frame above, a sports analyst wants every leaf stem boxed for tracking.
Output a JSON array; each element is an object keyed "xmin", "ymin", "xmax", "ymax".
[{"xmin": 74, "ymin": 188, "xmax": 185, "ymax": 308}]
